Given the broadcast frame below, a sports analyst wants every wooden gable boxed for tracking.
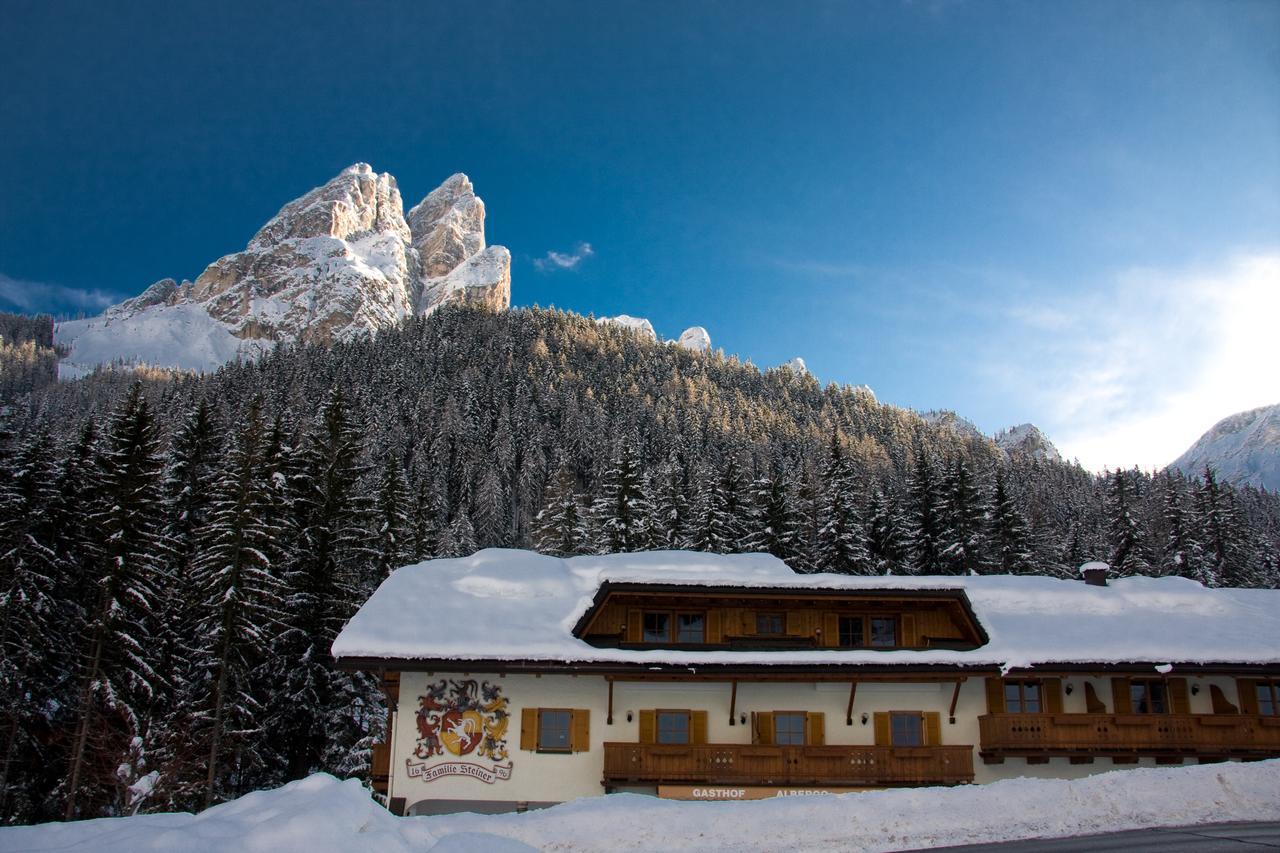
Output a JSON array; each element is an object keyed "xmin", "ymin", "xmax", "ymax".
[{"xmin": 574, "ymin": 584, "xmax": 985, "ymax": 651}]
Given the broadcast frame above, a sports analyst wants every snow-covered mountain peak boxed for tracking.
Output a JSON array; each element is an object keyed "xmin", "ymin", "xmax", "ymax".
[
  {"xmin": 995, "ymin": 423, "xmax": 1062, "ymax": 462},
  {"xmin": 54, "ymin": 166, "xmax": 511, "ymax": 378},
  {"xmin": 1171, "ymin": 403, "xmax": 1280, "ymax": 491},
  {"xmin": 677, "ymin": 326, "xmax": 711, "ymax": 352},
  {"xmin": 597, "ymin": 315, "xmax": 657, "ymax": 340}
]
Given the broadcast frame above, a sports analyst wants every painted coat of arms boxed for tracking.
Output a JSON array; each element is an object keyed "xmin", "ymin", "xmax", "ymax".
[{"xmin": 407, "ymin": 679, "xmax": 512, "ymax": 784}]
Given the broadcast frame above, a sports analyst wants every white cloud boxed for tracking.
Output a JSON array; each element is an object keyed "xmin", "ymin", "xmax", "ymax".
[
  {"xmin": 0, "ymin": 271, "xmax": 116, "ymax": 315},
  {"xmin": 534, "ymin": 242, "xmax": 594, "ymax": 272},
  {"xmin": 986, "ymin": 252, "xmax": 1280, "ymax": 472}
]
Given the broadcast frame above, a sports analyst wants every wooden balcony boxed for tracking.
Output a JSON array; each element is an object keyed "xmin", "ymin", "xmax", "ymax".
[
  {"xmin": 979, "ymin": 713, "xmax": 1280, "ymax": 763},
  {"xmin": 371, "ymin": 743, "xmax": 390, "ymax": 793},
  {"xmin": 603, "ymin": 742, "xmax": 974, "ymax": 787}
]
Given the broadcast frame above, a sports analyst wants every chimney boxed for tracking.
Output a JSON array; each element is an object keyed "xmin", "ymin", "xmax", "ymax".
[{"xmin": 1078, "ymin": 561, "xmax": 1110, "ymax": 587}]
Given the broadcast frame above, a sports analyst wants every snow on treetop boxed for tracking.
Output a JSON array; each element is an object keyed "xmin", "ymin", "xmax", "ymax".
[{"xmin": 332, "ymin": 549, "xmax": 1280, "ymax": 670}]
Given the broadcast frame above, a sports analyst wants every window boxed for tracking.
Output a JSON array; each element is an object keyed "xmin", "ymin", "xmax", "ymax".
[
  {"xmin": 520, "ymin": 708, "xmax": 589, "ymax": 753},
  {"xmin": 1258, "ymin": 682, "xmax": 1279, "ymax": 716},
  {"xmin": 1005, "ymin": 681, "xmax": 1042, "ymax": 713},
  {"xmin": 870, "ymin": 617, "xmax": 897, "ymax": 648},
  {"xmin": 642, "ymin": 612, "xmax": 670, "ymax": 643},
  {"xmin": 890, "ymin": 712, "xmax": 923, "ymax": 746},
  {"xmin": 774, "ymin": 712, "xmax": 807, "ymax": 745},
  {"xmin": 657, "ymin": 711, "xmax": 690, "ymax": 744},
  {"xmin": 537, "ymin": 709, "xmax": 572, "ymax": 751},
  {"xmin": 677, "ymin": 613, "xmax": 705, "ymax": 643},
  {"xmin": 756, "ymin": 613, "xmax": 784, "ymax": 635},
  {"xmin": 1130, "ymin": 680, "xmax": 1168, "ymax": 714},
  {"xmin": 838, "ymin": 616, "xmax": 864, "ymax": 647}
]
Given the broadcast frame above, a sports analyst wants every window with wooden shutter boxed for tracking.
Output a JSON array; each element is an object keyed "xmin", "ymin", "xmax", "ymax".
[
  {"xmin": 691, "ymin": 710, "xmax": 709, "ymax": 745},
  {"xmin": 1111, "ymin": 678, "xmax": 1132, "ymax": 714},
  {"xmin": 823, "ymin": 613, "xmax": 840, "ymax": 648},
  {"xmin": 773, "ymin": 712, "xmax": 806, "ymax": 744},
  {"xmin": 570, "ymin": 709, "xmax": 590, "ymax": 752},
  {"xmin": 985, "ymin": 677, "xmax": 1006, "ymax": 713},
  {"xmin": 806, "ymin": 712, "xmax": 826, "ymax": 746},
  {"xmin": 1168, "ymin": 678, "xmax": 1191, "ymax": 715},
  {"xmin": 520, "ymin": 708, "xmax": 538, "ymax": 751},
  {"xmin": 923, "ymin": 712, "xmax": 942, "ymax": 746},
  {"xmin": 1042, "ymin": 678, "xmax": 1064, "ymax": 714},
  {"xmin": 1242, "ymin": 680, "xmax": 1280, "ymax": 716},
  {"xmin": 638, "ymin": 709, "xmax": 656, "ymax": 744},
  {"xmin": 873, "ymin": 711, "xmax": 891, "ymax": 746},
  {"xmin": 785, "ymin": 611, "xmax": 805, "ymax": 637},
  {"xmin": 706, "ymin": 610, "xmax": 723, "ymax": 644},
  {"xmin": 889, "ymin": 711, "xmax": 924, "ymax": 746},
  {"xmin": 656, "ymin": 710, "xmax": 691, "ymax": 744},
  {"xmin": 752, "ymin": 711, "xmax": 775, "ymax": 745}
]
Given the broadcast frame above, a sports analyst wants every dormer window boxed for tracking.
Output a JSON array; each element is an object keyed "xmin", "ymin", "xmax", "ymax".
[
  {"xmin": 642, "ymin": 612, "xmax": 670, "ymax": 643},
  {"xmin": 837, "ymin": 615, "xmax": 899, "ymax": 648},
  {"xmin": 756, "ymin": 613, "xmax": 784, "ymax": 635},
  {"xmin": 677, "ymin": 613, "xmax": 705, "ymax": 643},
  {"xmin": 641, "ymin": 611, "xmax": 706, "ymax": 644}
]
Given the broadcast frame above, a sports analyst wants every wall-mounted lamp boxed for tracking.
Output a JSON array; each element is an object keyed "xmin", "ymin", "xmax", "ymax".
[
  {"xmin": 740, "ymin": 712, "xmax": 748, "ymax": 725},
  {"xmin": 1191, "ymin": 684, "xmax": 1200, "ymax": 696},
  {"xmin": 1064, "ymin": 683, "xmax": 1074, "ymax": 695},
  {"xmin": 860, "ymin": 712, "xmax": 869, "ymax": 725},
  {"xmin": 626, "ymin": 710, "xmax": 633, "ymax": 723}
]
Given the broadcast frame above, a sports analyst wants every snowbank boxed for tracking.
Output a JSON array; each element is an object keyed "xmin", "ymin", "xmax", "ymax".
[
  {"xmin": 4, "ymin": 761, "xmax": 1279, "ymax": 853},
  {"xmin": 331, "ymin": 549, "xmax": 1280, "ymax": 670}
]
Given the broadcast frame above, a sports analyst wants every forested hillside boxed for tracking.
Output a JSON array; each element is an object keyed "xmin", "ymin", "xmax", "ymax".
[
  {"xmin": 1, "ymin": 305, "xmax": 1277, "ymax": 823},
  {"xmin": 0, "ymin": 312, "xmax": 59, "ymax": 398}
]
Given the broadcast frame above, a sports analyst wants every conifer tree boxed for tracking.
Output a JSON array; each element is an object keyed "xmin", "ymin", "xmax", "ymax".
[
  {"xmin": 188, "ymin": 397, "xmax": 282, "ymax": 806},
  {"xmin": 865, "ymin": 486, "xmax": 909, "ymax": 575},
  {"xmin": 1107, "ymin": 468, "xmax": 1153, "ymax": 576},
  {"xmin": 534, "ymin": 465, "xmax": 589, "ymax": 557},
  {"xmin": 938, "ymin": 457, "xmax": 990, "ymax": 574},
  {"xmin": 815, "ymin": 436, "xmax": 871, "ymax": 574},
  {"xmin": 685, "ymin": 462, "xmax": 735, "ymax": 553},
  {"xmin": 64, "ymin": 383, "xmax": 170, "ymax": 819},
  {"xmin": 593, "ymin": 439, "xmax": 651, "ymax": 553},
  {"xmin": 989, "ymin": 468, "xmax": 1034, "ymax": 574},
  {"xmin": 745, "ymin": 468, "xmax": 803, "ymax": 564},
  {"xmin": 905, "ymin": 450, "xmax": 944, "ymax": 574},
  {"xmin": 1196, "ymin": 467, "xmax": 1243, "ymax": 587},
  {"xmin": 0, "ymin": 430, "xmax": 63, "ymax": 821},
  {"xmin": 371, "ymin": 457, "xmax": 414, "ymax": 583}
]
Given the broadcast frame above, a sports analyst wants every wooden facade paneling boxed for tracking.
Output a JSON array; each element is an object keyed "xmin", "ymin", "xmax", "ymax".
[{"xmin": 603, "ymin": 742, "xmax": 975, "ymax": 787}]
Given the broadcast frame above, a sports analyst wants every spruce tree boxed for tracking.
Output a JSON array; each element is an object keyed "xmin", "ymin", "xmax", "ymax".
[
  {"xmin": 187, "ymin": 397, "xmax": 282, "ymax": 807},
  {"xmin": 905, "ymin": 450, "xmax": 944, "ymax": 574},
  {"xmin": 64, "ymin": 383, "xmax": 171, "ymax": 819},
  {"xmin": 938, "ymin": 456, "xmax": 990, "ymax": 574},
  {"xmin": 534, "ymin": 465, "xmax": 590, "ymax": 557},
  {"xmin": 685, "ymin": 462, "xmax": 735, "ymax": 553},
  {"xmin": 744, "ymin": 468, "xmax": 803, "ymax": 564},
  {"xmin": 815, "ymin": 436, "xmax": 871, "ymax": 574},
  {"xmin": 865, "ymin": 486, "xmax": 909, "ymax": 575},
  {"xmin": 989, "ymin": 469, "xmax": 1034, "ymax": 574},
  {"xmin": 1107, "ymin": 468, "xmax": 1153, "ymax": 577},
  {"xmin": 593, "ymin": 439, "xmax": 651, "ymax": 553}
]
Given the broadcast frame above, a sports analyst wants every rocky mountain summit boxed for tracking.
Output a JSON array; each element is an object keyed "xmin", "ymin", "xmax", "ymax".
[
  {"xmin": 994, "ymin": 423, "xmax": 1062, "ymax": 462},
  {"xmin": 1171, "ymin": 403, "xmax": 1280, "ymax": 491},
  {"xmin": 55, "ymin": 164, "xmax": 510, "ymax": 376}
]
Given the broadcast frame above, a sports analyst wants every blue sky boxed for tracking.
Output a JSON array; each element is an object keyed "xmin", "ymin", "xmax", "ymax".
[{"xmin": 1, "ymin": 0, "xmax": 1277, "ymax": 470}]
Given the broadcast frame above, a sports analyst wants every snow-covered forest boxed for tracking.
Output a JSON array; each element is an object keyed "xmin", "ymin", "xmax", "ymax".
[{"xmin": 1, "ymin": 304, "xmax": 1278, "ymax": 824}]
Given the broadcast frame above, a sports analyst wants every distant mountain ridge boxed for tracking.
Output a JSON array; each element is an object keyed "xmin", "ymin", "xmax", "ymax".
[
  {"xmin": 922, "ymin": 410, "xmax": 1062, "ymax": 462},
  {"xmin": 1171, "ymin": 403, "xmax": 1280, "ymax": 491},
  {"xmin": 53, "ymin": 165, "xmax": 510, "ymax": 378}
]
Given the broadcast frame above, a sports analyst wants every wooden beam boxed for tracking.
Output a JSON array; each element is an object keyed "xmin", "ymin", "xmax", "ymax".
[
  {"xmin": 846, "ymin": 682, "xmax": 858, "ymax": 726},
  {"xmin": 607, "ymin": 680, "xmax": 614, "ymax": 726},
  {"xmin": 948, "ymin": 678, "xmax": 965, "ymax": 724},
  {"xmin": 729, "ymin": 681, "xmax": 738, "ymax": 726}
]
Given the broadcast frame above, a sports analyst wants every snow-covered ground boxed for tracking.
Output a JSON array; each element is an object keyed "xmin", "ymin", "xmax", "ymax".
[{"xmin": 4, "ymin": 760, "xmax": 1278, "ymax": 853}]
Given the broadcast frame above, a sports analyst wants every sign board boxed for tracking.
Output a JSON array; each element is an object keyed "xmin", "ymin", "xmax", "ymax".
[
  {"xmin": 658, "ymin": 785, "xmax": 873, "ymax": 801},
  {"xmin": 411, "ymin": 679, "xmax": 512, "ymax": 784}
]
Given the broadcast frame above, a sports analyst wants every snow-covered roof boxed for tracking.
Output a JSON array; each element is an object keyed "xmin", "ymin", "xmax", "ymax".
[{"xmin": 331, "ymin": 549, "xmax": 1280, "ymax": 671}]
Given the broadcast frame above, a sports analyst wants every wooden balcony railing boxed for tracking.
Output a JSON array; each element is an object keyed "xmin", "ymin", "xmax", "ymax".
[
  {"xmin": 979, "ymin": 713, "xmax": 1280, "ymax": 762},
  {"xmin": 603, "ymin": 742, "xmax": 974, "ymax": 787},
  {"xmin": 371, "ymin": 743, "xmax": 391, "ymax": 793}
]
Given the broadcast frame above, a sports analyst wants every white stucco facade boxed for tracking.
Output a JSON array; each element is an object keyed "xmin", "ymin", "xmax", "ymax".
[{"xmin": 386, "ymin": 670, "xmax": 1256, "ymax": 815}]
